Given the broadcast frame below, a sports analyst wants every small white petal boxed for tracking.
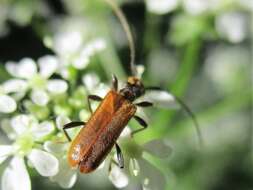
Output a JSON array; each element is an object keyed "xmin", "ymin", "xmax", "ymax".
[
  {"xmin": 11, "ymin": 115, "xmax": 34, "ymax": 135},
  {"xmin": 31, "ymin": 121, "xmax": 54, "ymax": 139},
  {"xmin": 143, "ymin": 139, "xmax": 172, "ymax": 158},
  {"xmin": 28, "ymin": 149, "xmax": 59, "ymax": 177},
  {"xmin": 82, "ymin": 73, "xmax": 100, "ymax": 92},
  {"xmin": 183, "ymin": 0, "xmax": 209, "ymax": 15},
  {"xmin": 1, "ymin": 157, "xmax": 31, "ymax": 190},
  {"xmin": 56, "ymin": 115, "xmax": 71, "ymax": 130},
  {"xmin": 18, "ymin": 58, "xmax": 37, "ymax": 79},
  {"xmin": 108, "ymin": 165, "xmax": 129, "ymax": 188},
  {"xmin": 44, "ymin": 141, "xmax": 68, "ymax": 155},
  {"xmin": 6, "ymin": 58, "xmax": 37, "ymax": 79},
  {"xmin": 119, "ymin": 126, "xmax": 131, "ymax": 139},
  {"xmin": 38, "ymin": 55, "xmax": 59, "ymax": 78},
  {"xmin": 216, "ymin": 12, "xmax": 247, "ymax": 43},
  {"xmin": 1, "ymin": 119, "xmax": 16, "ymax": 139},
  {"xmin": 47, "ymin": 79, "xmax": 68, "ymax": 94},
  {"xmin": 73, "ymin": 55, "xmax": 89, "ymax": 69},
  {"xmin": 50, "ymin": 158, "xmax": 77, "ymax": 189},
  {"xmin": 144, "ymin": 90, "xmax": 179, "ymax": 109},
  {"xmin": 146, "ymin": 0, "xmax": 178, "ymax": 14},
  {"xmin": 53, "ymin": 31, "xmax": 82, "ymax": 55},
  {"xmin": 129, "ymin": 158, "xmax": 140, "ymax": 177},
  {"xmin": 98, "ymin": 161, "xmax": 105, "ymax": 170},
  {"xmin": 0, "ymin": 95, "xmax": 17, "ymax": 113},
  {"xmin": 80, "ymin": 38, "xmax": 106, "ymax": 57},
  {"xmin": 136, "ymin": 65, "xmax": 145, "ymax": 78},
  {"xmin": 30, "ymin": 90, "xmax": 49, "ymax": 106},
  {"xmin": 2, "ymin": 79, "xmax": 28, "ymax": 93},
  {"xmin": 5, "ymin": 61, "xmax": 18, "ymax": 77},
  {"xmin": 91, "ymin": 38, "xmax": 106, "ymax": 51},
  {"xmin": 0, "ymin": 145, "xmax": 13, "ymax": 164},
  {"xmin": 94, "ymin": 83, "xmax": 110, "ymax": 97}
]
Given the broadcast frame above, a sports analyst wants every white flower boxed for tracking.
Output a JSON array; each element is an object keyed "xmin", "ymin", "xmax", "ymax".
[
  {"xmin": 5, "ymin": 56, "xmax": 68, "ymax": 106},
  {"xmin": 146, "ymin": 0, "xmax": 178, "ymax": 14},
  {"xmin": 216, "ymin": 11, "xmax": 247, "ymax": 43},
  {"xmin": 0, "ymin": 114, "xmax": 59, "ymax": 190},
  {"xmin": 82, "ymin": 73, "xmax": 109, "ymax": 97},
  {"xmin": 50, "ymin": 30, "xmax": 106, "ymax": 74}
]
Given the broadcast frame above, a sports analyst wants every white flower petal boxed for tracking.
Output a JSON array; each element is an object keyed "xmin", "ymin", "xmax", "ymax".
[
  {"xmin": 47, "ymin": 79, "xmax": 68, "ymax": 94},
  {"xmin": 32, "ymin": 121, "xmax": 54, "ymax": 139},
  {"xmin": 216, "ymin": 12, "xmax": 247, "ymax": 43},
  {"xmin": 11, "ymin": 115, "xmax": 34, "ymax": 135},
  {"xmin": 1, "ymin": 119, "xmax": 16, "ymax": 139},
  {"xmin": 28, "ymin": 149, "xmax": 59, "ymax": 177},
  {"xmin": 2, "ymin": 79, "xmax": 28, "ymax": 93},
  {"xmin": 143, "ymin": 139, "xmax": 172, "ymax": 158},
  {"xmin": 38, "ymin": 55, "xmax": 59, "ymax": 78},
  {"xmin": 44, "ymin": 141, "xmax": 68, "ymax": 155},
  {"xmin": 50, "ymin": 158, "xmax": 77, "ymax": 189},
  {"xmin": 82, "ymin": 73, "xmax": 100, "ymax": 92},
  {"xmin": 108, "ymin": 165, "xmax": 128, "ymax": 188},
  {"xmin": 73, "ymin": 55, "xmax": 90, "ymax": 69},
  {"xmin": 183, "ymin": 0, "xmax": 209, "ymax": 15},
  {"xmin": 6, "ymin": 60, "xmax": 35, "ymax": 78},
  {"xmin": 53, "ymin": 31, "xmax": 82, "ymax": 55},
  {"xmin": 56, "ymin": 115, "xmax": 71, "ymax": 130},
  {"xmin": 0, "ymin": 145, "xmax": 13, "ymax": 164},
  {"xmin": 98, "ymin": 161, "xmax": 105, "ymax": 170},
  {"xmin": 129, "ymin": 158, "xmax": 140, "ymax": 177},
  {"xmin": 119, "ymin": 126, "xmax": 131, "ymax": 139},
  {"xmin": 146, "ymin": 0, "xmax": 178, "ymax": 14},
  {"xmin": 94, "ymin": 83, "xmax": 110, "ymax": 97},
  {"xmin": 0, "ymin": 95, "xmax": 17, "ymax": 113},
  {"xmin": 5, "ymin": 61, "xmax": 18, "ymax": 77},
  {"xmin": 1, "ymin": 157, "xmax": 31, "ymax": 190},
  {"xmin": 30, "ymin": 90, "xmax": 49, "ymax": 106},
  {"xmin": 136, "ymin": 65, "xmax": 145, "ymax": 78},
  {"xmin": 144, "ymin": 90, "xmax": 179, "ymax": 109},
  {"xmin": 17, "ymin": 58, "xmax": 37, "ymax": 79}
]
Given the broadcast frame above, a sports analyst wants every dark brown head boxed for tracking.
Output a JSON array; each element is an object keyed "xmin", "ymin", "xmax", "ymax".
[{"xmin": 119, "ymin": 76, "xmax": 145, "ymax": 102}]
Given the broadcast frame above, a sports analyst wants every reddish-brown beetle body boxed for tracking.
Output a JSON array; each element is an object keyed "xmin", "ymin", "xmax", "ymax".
[{"xmin": 68, "ymin": 90, "xmax": 136, "ymax": 173}]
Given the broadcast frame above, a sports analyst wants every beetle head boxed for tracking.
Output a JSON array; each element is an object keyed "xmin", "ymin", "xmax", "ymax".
[{"xmin": 120, "ymin": 76, "xmax": 145, "ymax": 101}]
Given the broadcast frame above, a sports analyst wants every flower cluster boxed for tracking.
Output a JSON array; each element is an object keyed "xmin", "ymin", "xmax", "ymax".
[{"xmin": 0, "ymin": 27, "xmax": 181, "ymax": 190}]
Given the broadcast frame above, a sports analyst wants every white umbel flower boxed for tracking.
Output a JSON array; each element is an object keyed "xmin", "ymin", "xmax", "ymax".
[{"xmin": 0, "ymin": 114, "xmax": 59, "ymax": 190}]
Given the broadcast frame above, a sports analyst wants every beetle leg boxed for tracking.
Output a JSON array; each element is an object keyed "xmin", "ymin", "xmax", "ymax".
[
  {"xmin": 131, "ymin": 115, "xmax": 148, "ymax": 137},
  {"xmin": 115, "ymin": 143, "xmax": 124, "ymax": 168},
  {"xmin": 112, "ymin": 74, "xmax": 118, "ymax": 91},
  {"xmin": 87, "ymin": 95, "xmax": 103, "ymax": 114},
  {"xmin": 145, "ymin": 86, "xmax": 162, "ymax": 91},
  {"xmin": 135, "ymin": 101, "xmax": 153, "ymax": 107},
  {"xmin": 63, "ymin": 121, "xmax": 86, "ymax": 142}
]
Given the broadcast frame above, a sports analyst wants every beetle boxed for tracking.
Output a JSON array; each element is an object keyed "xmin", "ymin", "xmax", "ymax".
[
  {"xmin": 62, "ymin": 0, "xmax": 202, "ymax": 174},
  {"xmin": 64, "ymin": 75, "xmax": 155, "ymax": 173}
]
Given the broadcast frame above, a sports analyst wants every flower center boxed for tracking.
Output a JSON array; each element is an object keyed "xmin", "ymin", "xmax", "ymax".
[
  {"xmin": 29, "ymin": 74, "xmax": 47, "ymax": 89},
  {"xmin": 14, "ymin": 133, "xmax": 34, "ymax": 156}
]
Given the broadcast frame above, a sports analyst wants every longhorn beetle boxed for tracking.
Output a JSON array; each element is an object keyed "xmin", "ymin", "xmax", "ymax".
[{"xmin": 63, "ymin": 0, "xmax": 203, "ymax": 173}]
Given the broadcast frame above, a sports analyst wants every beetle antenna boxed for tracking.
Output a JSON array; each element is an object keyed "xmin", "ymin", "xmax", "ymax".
[
  {"xmin": 145, "ymin": 87, "xmax": 204, "ymax": 147},
  {"xmin": 104, "ymin": 0, "xmax": 137, "ymax": 76},
  {"xmin": 173, "ymin": 96, "xmax": 204, "ymax": 147}
]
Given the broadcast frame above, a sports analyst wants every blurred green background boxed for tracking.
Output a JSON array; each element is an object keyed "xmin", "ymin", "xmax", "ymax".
[{"xmin": 0, "ymin": 0, "xmax": 252, "ymax": 190}]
